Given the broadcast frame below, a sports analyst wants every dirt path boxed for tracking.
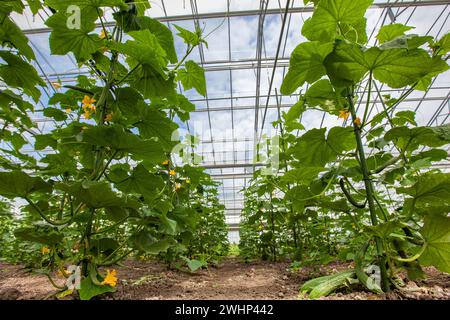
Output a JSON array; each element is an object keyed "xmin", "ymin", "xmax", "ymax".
[{"xmin": 0, "ymin": 259, "xmax": 449, "ymax": 300}]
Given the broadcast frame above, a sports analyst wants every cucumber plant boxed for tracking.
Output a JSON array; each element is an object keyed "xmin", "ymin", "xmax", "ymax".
[
  {"xmin": 0, "ymin": 0, "xmax": 228, "ymax": 299},
  {"xmin": 242, "ymin": 0, "xmax": 450, "ymax": 296}
]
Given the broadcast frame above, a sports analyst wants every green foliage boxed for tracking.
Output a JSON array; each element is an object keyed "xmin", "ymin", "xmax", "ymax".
[
  {"xmin": 177, "ymin": 60, "xmax": 207, "ymax": 97},
  {"xmin": 420, "ymin": 214, "xmax": 450, "ymax": 273},
  {"xmin": 241, "ymin": 0, "xmax": 450, "ymax": 298},
  {"xmin": 0, "ymin": 1, "xmax": 228, "ymax": 300}
]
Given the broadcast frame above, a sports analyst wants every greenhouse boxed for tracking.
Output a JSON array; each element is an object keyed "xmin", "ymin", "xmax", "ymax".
[{"xmin": 0, "ymin": 0, "xmax": 449, "ymax": 304}]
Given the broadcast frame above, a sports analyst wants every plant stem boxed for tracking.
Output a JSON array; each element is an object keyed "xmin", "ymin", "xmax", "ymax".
[
  {"xmin": 346, "ymin": 88, "xmax": 390, "ymax": 292},
  {"xmin": 362, "ymin": 71, "xmax": 372, "ymax": 126}
]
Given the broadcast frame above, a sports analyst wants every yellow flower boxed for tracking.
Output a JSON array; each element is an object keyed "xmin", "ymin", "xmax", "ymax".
[
  {"xmin": 41, "ymin": 247, "xmax": 50, "ymax": 254},
  {"xmin": 186, "ymin": 179, "xmax": 191, "ymax": 184},
  {"xmin": 175, "ymin": 183, "xmax": 181, "ymax": 190},
  {"xmin": 51, "ymin": 82, "xmax": 62, "ymax": 89},
  {"xmin": 162, "ymin": 160, "xmax": 169, "ymax": 166},
  {"xmin": 169, "ymin": 169, "xmax": 176, "ymax": 176},
  {"xmin": 105, "ymin": 113, "xmax": 113, "ymax": 122},
  {"xmin": 102, "ymin": 269, "xmax": 117, "ymax": 287},
  {"xmin": 65, "ymin": 108, "xmax": 71, "ymax": 113},
  {"xmin": 354, "ymin": 117, "xmax": 362, "ymax": 126},
  {"xmin": 82, "ymin": 95, "xmax": 96, "ymax": 106},
  {"xmin": 99, "ymin": 29, "xmax": 108, "ymax": 40},
  {"xmin": 338, "ymin": 110, "xmax": 350, "ymax": 120},
  {"xmin": 84, "ymin": 110, "xmax": 91, "ymax": 119}
]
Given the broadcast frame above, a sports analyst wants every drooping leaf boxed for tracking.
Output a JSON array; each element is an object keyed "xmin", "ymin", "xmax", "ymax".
[
  {"xmin": 43, "ymin": 107, "xmax": 68, "ymax": 121},
  {"xmin": 81, "ymin": 125, "xmax": 166, "ymax": 163},
  {"xmin": 0, "ymin": 15, "xmax": 35, "ymax": 60},
  {"xmin": 0, "ymin": 51, "xmax": 44, "ymax": 101},
  {"xmin": 130, "ymin": 230, "xmax": 175, "ymax": 254},
  {"xmin": 14, "ymin": 226, "xmax": 63, "ymax": 245},
  {"xmin": 135, "ymin": 107, "xmax": 179, "ymax": 151},
  {"xmin": 56, "ymin": 180, "xmax": 126, "ymax": 208},
  {"xmin": 0, "ymin": 171, "xmax": 52, "ymax": 198},
  {"xmin": 304, "ymin": 79, "xmax": 344, "ymax": 112}
]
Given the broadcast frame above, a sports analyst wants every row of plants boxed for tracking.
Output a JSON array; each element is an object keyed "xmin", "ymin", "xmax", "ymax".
[
  {"xmin": 0, "ymin": 0, "xmax": 228, "ymax": 299},
  {"xmin": 239, "ymin": 0, "xmax": 450, "ymax": 298}
]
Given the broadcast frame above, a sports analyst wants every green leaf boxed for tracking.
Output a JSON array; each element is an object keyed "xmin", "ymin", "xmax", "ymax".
[
  {"xmin": 301, "ymin": 0, "xmax": 372, "ymax": 43},
  {"xmin": 135, "ymin": 107, "xmax": 179, "ymax": 151},
  {"xmin": 34, "ymin": 134, "xmax": 58, "ymax": 150},
  {"xmin": 292, "ymin": 127, "xmax": 355, "ymax": 166},
  {"xmin": 112, "ymin": 29, "xmax": 168, "ymax": 77},
  {"xmin": 113, "ymin": 164, "xmax": 164, "ymax": 200},
  {"xmin": 281, "ymin": 167, "xmax": 324, "ymax": 184},
  {"xmin": 0, "ymin": 171, "xmax": 52, "ymax": 198},
  {"xmin": 0, "ymin": 51, "xmax": 44, "ymax": 101},
  {"xmin": 79, "ymin": 276, "xmax": 115, "ymax": 301},
  {"xmin": 325, "ymin": 41, "xmax": 448, "ymax": 88},
  {"xmin": 135, "ymin": 16, "xmax": 178, "ymax": 64},
  {"xmin": 398, "ymin": 173, "xmax": 450, "ymax": 208},
  {"xmin": 181, "ymin": 257, "xmax": 207, "ymax": 272},
  {"xmin": 43, "ymin": 107, "xmax": 68, "ymax": 121},
  {"xmin": 14, "ymin": 226, "xmax": 63, "ymax": 245},
  {"xmin": 0, "ymin": 1, "xmax": 24, "ymax": 14},
  {"xmin": 174, "ymin": 25, "xmax": 202, "ymax": 47},
  {"xmin": 81, "ymin": 125, "xmax": 166, "ymax": 163},
  {"xmin": 420, "ymin": 214, "xmax": 450, "ymax": 273},
  {"xmin": 304, "ymin": 79, "xmax": 344, "ymax": 112},
  {"xmin": 56, "ymin": 180, "xmax": 125, "ymax": 208},
  {"xmin": 177, "ymin": 60, "xmax": 206, "ymax": 97},
  {"xmin": 283, "ymin": 99, "xmax": 305, "ymax": 132},
  {"xmin": 26, "ymin": 0, "xmax": 42, "ymax": 15},
  {"xmin": 364, "ymin": 220, "xmax": 402, "ymax": 239},
  {"xmin": 45, "ymin": 8, "xmax": 101, "ymax": 62},
  {"xmin": 280, "ymin": 42, "xmax": 334, "ymax": 95},
  {"xmin": 434, "ymin": 33, "xmax": 450, "ymax": 55},
  {"xmin": 0, "ymin": 15, "xmax": 35, "ymax": 60},
  {"xmin": 391, "ymin": 110, "xmax": 416, "ymax": 126},
  {"xmin": 130, "ymin": 64, "xmax": 176, "ymax": 99},
  {"xmin": 385, "ymin": 125, "xmax": 450, "ymax": 150},
  {"xmin": 376, "ymin": 24, "xmax": 414, "ymax": 44},
  {"xmin": 159, "ymin": 214, "xmax": 178, "ymax": 235},
  {"xmin": 130, "ymin": 231, "xmax": 175, "ymax": 254},
  {"xmin": 45, "ymin": 0, "xmax": 126, "ymax": 9},
  {"xmin": 410, "ymin": 149, "xmax": 448, "ymax": 163},
  {"xmin": 104, "ymin": 206, "xmax": 128, "ymax": 222}
]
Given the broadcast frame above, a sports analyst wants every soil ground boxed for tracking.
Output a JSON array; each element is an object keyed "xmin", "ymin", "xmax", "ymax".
[{"xmin": 0, "ymin": 258, "xmax": 448, "ymax": 300}]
